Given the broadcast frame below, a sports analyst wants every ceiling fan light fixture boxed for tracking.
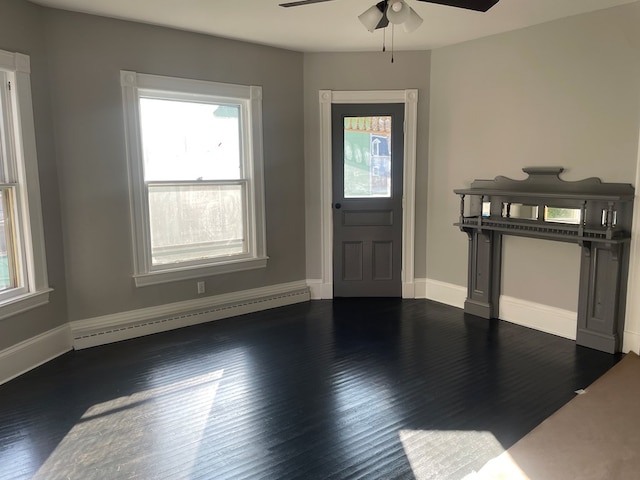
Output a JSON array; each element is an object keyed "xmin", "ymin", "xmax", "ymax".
[
  {"xmin": 358, "ymin": 4, "xmax": 384, "ymax": 32},
  {"xmin": 386, "ymin": 0, "xmax": 410, "ymax": 24},
  {"xmin": 403, "ymin": 6, "xmax": 423, "ymax": 33}
]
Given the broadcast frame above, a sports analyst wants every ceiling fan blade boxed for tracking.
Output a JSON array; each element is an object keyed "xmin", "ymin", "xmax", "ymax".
[
  {"xmin": 416, "ymin": 0, "xmax": 499, "ymax": 12},
  {"xmin": 375, "ymin": 16, "xmax": 390, "ymax": 30},
  {"xmin": 279, "ymin": 0, "xmax": 336, "ymax": 7},
  {"xmin": 371, "ymin": 0, "xmax": 390, "ymax": 30}
]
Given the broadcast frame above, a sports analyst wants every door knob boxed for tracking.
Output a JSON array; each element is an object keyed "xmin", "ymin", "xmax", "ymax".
[{"xmin": 335, "ymin": 203, "xmax": 342, "ymax": 209}]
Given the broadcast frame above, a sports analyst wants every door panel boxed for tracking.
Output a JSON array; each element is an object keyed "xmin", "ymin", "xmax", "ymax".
[
  {"xmin": 342, "ymin": 242, "xmax": 364, "ymax": 281},
  {"xmin": 373, "ymin": 241, "xmax": 393, "ymax": 281},
  {"xmin": 332, "ymin": 103, "xmax": 404, "ymax": 297}
]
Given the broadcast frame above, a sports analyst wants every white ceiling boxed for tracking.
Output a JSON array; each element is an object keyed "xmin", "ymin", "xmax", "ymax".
[{"xmin": 30, "ymin": 0, "xmax": 639, "ymax": 52}]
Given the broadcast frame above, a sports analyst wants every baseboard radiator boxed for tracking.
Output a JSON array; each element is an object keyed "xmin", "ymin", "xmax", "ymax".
[{"xmin": 71, "ymin": 281, "xmax": 310, "ymax": 349}]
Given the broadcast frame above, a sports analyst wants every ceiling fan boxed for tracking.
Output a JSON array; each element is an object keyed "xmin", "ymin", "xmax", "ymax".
[
  {"xmin": 279, "ymin": 0, "xmax": 499, "ymax": 34},
  {"xmin": 279, "ymin": 0, "xmax": 499, "ymax": 13}
]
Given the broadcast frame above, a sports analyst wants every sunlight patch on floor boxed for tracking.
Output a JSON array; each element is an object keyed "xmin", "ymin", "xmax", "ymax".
[
  {"xmin": 32, "ymin": 369, "xmax": 224, "ymax": 479},
  {"xmin": 399, "ymin": 429, "xmax": 511, "ymax": 480},
  {"xmin": 464, "ymin": 451, "xmax": 530, "ymax": 479}
]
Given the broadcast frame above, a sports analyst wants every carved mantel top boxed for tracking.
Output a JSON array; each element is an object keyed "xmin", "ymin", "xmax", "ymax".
[{"xmin": 454, "ymin": 167, "xmax": 634, "ymax": 201}]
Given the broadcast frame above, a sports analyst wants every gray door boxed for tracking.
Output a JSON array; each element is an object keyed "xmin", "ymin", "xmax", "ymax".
[{"xmin": 332, "ymin": 103, "xmax": 404, "ymax": 297}]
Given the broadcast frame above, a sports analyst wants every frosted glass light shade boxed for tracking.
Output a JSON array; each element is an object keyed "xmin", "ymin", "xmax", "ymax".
[
  {"xmin": 386, "ymin": 0, "xmax": 409, "ymax": 24},
  {"xmin": 359, "ymin": 5, "xmax": 384, "ymax": 32},
  {"xmin": 403, "ymin": 6, "xmax": 423, "ymax": 33}
]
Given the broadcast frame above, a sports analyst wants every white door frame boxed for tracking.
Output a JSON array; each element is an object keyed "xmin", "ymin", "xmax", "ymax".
[{"xmin": 318, "ymin": 89, "xmax": 418, "ymax": 299}]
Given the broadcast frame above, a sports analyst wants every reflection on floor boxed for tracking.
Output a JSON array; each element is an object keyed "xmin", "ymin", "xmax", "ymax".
[{"xmin": 0, "ymin": 299, "xmax": 622, "ymax": 479}]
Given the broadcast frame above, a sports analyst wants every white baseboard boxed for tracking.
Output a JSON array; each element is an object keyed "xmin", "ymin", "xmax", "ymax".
[
  {"xmin": 414, "ymin": 278, "xmax": 427, "ymax": 299},
  {"xmin": 413, "ymin": 278, "xmax": 427, "ymax": 298},
  {"xmin": 499, "ymin": 295, "xmax": 577, "ymax": 340},
  {"xmin": 402, "ymin": 282, "xmax": 416, "ymax": 299},
  {"xmin": 71, "ymin": 281, "xmax": 310, "ymax": 349},
  {"xmin": 0, "ymin": 324, "xmax": 72, "ymax": 386},
  {"xmin": 623, "ymin": 330, "xmax": 640, "ymax": 354},
  {"xmin": 307, "ymin": 279, "xmax": 332, "ymax": 300},
  {"xmin": 423, "ymin": 278, "xmax": 466, "ymax": 309},
  {"xmin": 420, "ymin": 278, "xmax": 578, "ymax": 340}
]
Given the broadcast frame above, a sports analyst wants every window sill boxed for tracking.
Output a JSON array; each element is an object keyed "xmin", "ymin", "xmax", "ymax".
[
  {"xmin": 133, "ymin": 256, "xmax": 269, "ymax": 287},
  {"xmin": 0, "ymin": 288, "xmax": 53, "ymax": 322}
]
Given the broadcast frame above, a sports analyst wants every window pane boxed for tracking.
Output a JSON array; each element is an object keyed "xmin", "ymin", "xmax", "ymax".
[
  {"xmin": 139, "ymin": 98, "xmax": 241, "ymax": 182},
  {"xmin": 148, "ymin": 184, "xmax": 245, "ymax": 266},
  {"xmin": 0, "ymin": 94, "xmax": 8, "ymax": 184},
  {"xmin": 343, "ymin": 116, "xmax": 392, "ymax": 198},
  {"xmin": 0, "ymin": 189, "xmax": 17, "ymax": 291}
]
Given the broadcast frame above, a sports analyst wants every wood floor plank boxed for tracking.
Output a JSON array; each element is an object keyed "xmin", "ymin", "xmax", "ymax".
[{"xmin": 0, "ymin": 299, "xmax": 620, "ymax": 479}]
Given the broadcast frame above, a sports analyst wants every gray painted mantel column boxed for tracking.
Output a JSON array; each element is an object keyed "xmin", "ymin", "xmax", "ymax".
[{"xmin": 455, "ymin": 167, "xmax": 634, "ymax": 353}]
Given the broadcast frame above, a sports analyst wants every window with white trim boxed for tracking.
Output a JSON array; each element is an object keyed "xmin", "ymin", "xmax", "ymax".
[
  {"xmin": 0, "ymin": 49, "xmax": 51, "ymax": 317},
  {"xmin": 120, "ymin": 71, "xmax": 267, "ymax": 287}
]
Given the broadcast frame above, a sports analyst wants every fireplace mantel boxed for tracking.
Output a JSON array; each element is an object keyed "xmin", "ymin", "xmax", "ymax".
[{"xmin": 454, "ymin": 167, "xmax": 634, "ymax": 353}]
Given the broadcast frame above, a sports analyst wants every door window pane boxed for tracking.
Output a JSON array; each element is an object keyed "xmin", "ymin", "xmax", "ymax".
[
  {"xmin": 148, "ymin": 183, "xmax": 245, "ymax": 266},
  {"xmin": 343, "ymin": 116, "xmax": 392, "ymax": 198}
]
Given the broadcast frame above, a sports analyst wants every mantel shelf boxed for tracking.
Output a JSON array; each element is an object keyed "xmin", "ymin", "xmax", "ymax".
[
  {"xmin": 453, "ymin": 188, "xmax": 634, "ymax": 203},
  {"xmin": 455, "ymin": 217, "xmax": 630, "ymax": 245}
]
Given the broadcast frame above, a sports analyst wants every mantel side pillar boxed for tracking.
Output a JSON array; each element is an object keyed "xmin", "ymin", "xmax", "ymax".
[
  {"xmin": 464, "ymin": 230, "xmax": 501, "ymax": 319},
  {"xmin": 577, "ymin": 243, "xmax": 626, "ymax": 353}
]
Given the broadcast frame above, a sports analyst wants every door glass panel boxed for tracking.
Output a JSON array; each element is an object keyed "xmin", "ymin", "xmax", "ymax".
[{"xmin": 343, "ymin": 116, "xmax": 392, "ymax": 198}]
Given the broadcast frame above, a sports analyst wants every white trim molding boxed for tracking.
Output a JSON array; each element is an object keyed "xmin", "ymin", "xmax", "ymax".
[
  {"xmin": 121, "ymin": 71, "xmax": 267, "ymax": 287},
  {"xmin": 422, "ymin": 278, "xmax": 578, "ymax": 340},
  {"xmin": 423, "ymin": 278, "xmax": 466, "ymax": 308},
  {"xmin": 623, "ymin": 330, "xmax": 640, "ymax": 355},
  {"xmin": 307, "ymin": 279, "xmax": 332, "ymax": 300},
  {"xmin": 499, "ymin": 295, "xmax": 577, "ymax": 340},
  {"xmin": 0, "ymin": 48, "xmax": 51, "ymax": 317},
  {"xmin": 0, "ymin": 324, "xmax": 72, "ymax": 386},
  {"xmin": 71, "ymin": 281, "xmax": 310, "ymax": 349},
  {"xmin": 318, "ymin": 89, "xmax": 418, "ymax": 299},
  {"xmin": 414, "ymin": 278, "xmax": 428, "ymax": 299},
  {"xmin": 0, "ymin": 289, "xmax": 52, "ymax": 321}
]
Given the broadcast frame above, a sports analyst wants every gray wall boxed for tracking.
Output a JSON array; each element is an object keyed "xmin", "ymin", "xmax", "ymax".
[
  {"xmin": 0, "ymin": 0, "xmax": 67, "ymax": 349},
  {"xmin": 304, "ymin": 51, "xmax": 431, "ymax": 281},
  {"xmin": 3, "ymin": 0, "xmax": 640, "ymax": 353},
  {"xmin": 427, "ymin": 3, "xmax": 640, "ymax": 311},
  {"xmin": 42, "ymin": 10, "xmax": 306, "ymax": 321}
]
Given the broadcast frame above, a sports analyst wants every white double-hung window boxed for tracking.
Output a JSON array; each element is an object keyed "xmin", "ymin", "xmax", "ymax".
[
  {"xmin": 121, "ymin": 71, "xmax": 267, "ymax": 286},
  {"xmin": 0, "ymin": 49, "xmax": 50, "ymax": 316}
]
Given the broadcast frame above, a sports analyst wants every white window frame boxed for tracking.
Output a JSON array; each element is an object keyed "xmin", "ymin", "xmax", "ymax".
[
  {"xmin": 120, "ymin": 71, "xmax": 267, "ymax": 287},
  {"xmin": 0, "ymin": 49, "xmax": 51, "ymax": 319}
]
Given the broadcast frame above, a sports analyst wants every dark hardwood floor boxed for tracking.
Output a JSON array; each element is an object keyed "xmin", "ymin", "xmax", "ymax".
[{"xmin": 0, "ymin": 299, "xmax": 621, "ymax": 479}]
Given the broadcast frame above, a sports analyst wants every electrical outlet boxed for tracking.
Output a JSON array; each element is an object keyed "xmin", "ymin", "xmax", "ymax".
[{"xmin": 197, "ymin": 281, "xmax": 205, "ymax": 294}]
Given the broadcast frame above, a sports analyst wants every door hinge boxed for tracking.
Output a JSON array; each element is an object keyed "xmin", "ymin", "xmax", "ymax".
[{"xmin": 7, "ymin": 81, "xmax": 11, "ymax": 91}]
